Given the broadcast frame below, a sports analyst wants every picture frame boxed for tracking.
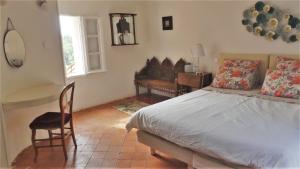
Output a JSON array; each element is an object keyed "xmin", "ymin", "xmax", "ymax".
[
  {"xmin": 109, "ymin": 13, "xmax": 138, "ymax": 46},
  {"xmin": 162, "ymin": 16, "xmax": 173, "ymax": 30}
]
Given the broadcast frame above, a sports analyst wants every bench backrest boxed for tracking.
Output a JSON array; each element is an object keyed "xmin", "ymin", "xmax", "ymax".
[{"xmin": 138, "ymin": 57, "xmax": 186, "ymax": 82}]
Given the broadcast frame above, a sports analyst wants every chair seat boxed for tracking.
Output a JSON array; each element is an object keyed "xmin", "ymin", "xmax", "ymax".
[{"xmin": 29, "ymin": 112, "xmax": 71, "ymax": 130}]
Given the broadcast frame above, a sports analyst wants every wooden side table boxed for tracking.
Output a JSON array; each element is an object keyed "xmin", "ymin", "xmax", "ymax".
[{"xmin": 176, "ymin": 72, "xmax": 212, "ymax": 95}]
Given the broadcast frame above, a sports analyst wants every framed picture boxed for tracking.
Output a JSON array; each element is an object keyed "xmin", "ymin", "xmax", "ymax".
[
  {"xmin": 109, "ymin": 13, "xmax": 138, "ymax": 46},
  {"xmin": 162, "ymin": 16, "xmax": 173, "ymax": 30}
]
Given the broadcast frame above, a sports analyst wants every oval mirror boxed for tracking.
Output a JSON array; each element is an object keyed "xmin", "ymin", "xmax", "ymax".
[{"xmin": 3, "ymin": 30, "xmax": 25, "ymax": 68}]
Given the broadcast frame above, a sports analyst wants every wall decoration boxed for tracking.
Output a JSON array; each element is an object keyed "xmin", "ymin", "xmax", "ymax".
[
  {"xmin": 3, "ymin": 18, "xmax": 26, "ymax": 68},
  {"xmin": 162, "ymin": 16, "xmax": 173, "ymax": 30},
  {"xmin": 109, "ymin": 13, "xmax": 137, "ymax": 46},
  {"xmin": 242, "ymin": 1, "xmax": 300, "ymax": 43}
]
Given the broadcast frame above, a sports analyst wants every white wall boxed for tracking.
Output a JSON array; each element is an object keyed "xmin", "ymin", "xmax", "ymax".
[
  {"xmin": 1, "ymin": 0, "xmax": 65, "ymax": 164},
  {"xmin": 58, "ymin": 1, "xmax": 149, "ymax": 110},
  {"xmin": 1, "ymin": 1, "xmax": 65, "ymax": 98},
  {"xmin": 0, "ymin": 131, "xmax": 7, "ymax": 169},
  {"xmin": 0, "ymin": 3, "xmax": 8, "ymax": 169},
  {"xmin": 0, "ymin": 119, "xmax": 8, "ymax": 169},
  {"xmin": 143, "ymin": 1, "xmax": 300, "ymax": 73}
]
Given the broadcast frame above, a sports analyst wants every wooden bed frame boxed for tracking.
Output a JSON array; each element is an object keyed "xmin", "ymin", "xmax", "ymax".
[{"xmin": 135, "ymin": 53, "xmax": 300, "ymax": 169}]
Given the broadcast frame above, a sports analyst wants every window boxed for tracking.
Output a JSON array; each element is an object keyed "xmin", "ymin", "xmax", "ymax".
[{"xmin": 59, "ymin": 15, "xmax": 105, "ymax": 78}]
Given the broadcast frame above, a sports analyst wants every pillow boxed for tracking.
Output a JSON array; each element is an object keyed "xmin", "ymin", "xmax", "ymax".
[
  {"xmin": 276, "ymin": 56, "xmax": 300, "ymax": 72},
  {"xmin": 212, "ymin": 67, "xmax": 257, "ymax": 90},
  {"xmin": 212, "ymin": 59, "xmax": 260, "ymax": 90},
  {"xmin": 261, "ymin": 69, "xmax": 300, "ymax": 99},
  {"xmin": 223, "ymin": 59, "xmax": 260, "ymax": 71}
]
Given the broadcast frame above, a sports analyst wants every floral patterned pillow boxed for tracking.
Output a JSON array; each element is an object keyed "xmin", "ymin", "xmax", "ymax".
[
  {"xmin": 212, "ymin": 59, "xmax": 260, "ymax": 90},
  {"xmin": 223, "ymin": 59, "xmax": 260, "ymax": 71},
  {"xmin": 261, "ymin": 69, "xmax": 300, "ymax": 99},
  {"xmin": 212, "ymin": 67, "xmax": 257, "ymax": 90},
  {"xmin": 276, "ymin": 56, "xmax": 300, "ymax": 72}
]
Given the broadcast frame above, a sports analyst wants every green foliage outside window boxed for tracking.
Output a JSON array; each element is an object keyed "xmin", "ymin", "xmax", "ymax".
[{"xmin": 62, "ymin": 36, "xmax": 75, "ymax": 66}]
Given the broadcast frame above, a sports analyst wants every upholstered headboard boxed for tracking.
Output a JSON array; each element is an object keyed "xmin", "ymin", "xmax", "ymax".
[
  {"xmin": 218, "ymin": 53, "xmax": 269, "ymax": 83},
  {"xmin": 269, "ymin": 54, "xmax": 300, "ymax": 70}
]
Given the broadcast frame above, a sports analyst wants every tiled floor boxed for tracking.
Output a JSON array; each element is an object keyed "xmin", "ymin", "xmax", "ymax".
[{"xmin": 12, "ymin": 96, "xmax": 187, "ymax": 169}]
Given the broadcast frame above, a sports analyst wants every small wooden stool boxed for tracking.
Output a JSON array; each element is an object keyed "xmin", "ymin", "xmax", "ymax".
[{"xmin": 29, "ymin": 82, "xmax": 77, "ymax": 161}]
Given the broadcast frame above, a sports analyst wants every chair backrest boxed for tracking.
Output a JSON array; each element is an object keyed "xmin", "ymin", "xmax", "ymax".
[{"xmin": 59, "ymin": 82, "xmax": 75, "ymax": 121}]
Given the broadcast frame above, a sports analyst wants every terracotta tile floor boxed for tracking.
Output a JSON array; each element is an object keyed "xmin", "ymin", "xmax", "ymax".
[{"xmin": 12, "ymin": 96, "xmax": 187, "ymax": 169}]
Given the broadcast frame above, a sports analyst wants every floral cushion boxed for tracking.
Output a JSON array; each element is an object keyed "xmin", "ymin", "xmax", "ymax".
[
  {"xmin": 276, "ymin": 56, "xmax": 300, "ymax": 72},
  {"xmin": 223, "ymin": 59, "xmax": 260, "ymax": 71},
  {"xmin": 212, "ymin": 59, "xmax": 260, "ymax": 90},
  {"xmin": 212, "ymin": 67, "xmax": 257, "ymax": 90},
  {"xmin": 261, "ymin": 69, "xmax": 300, "ymax": 99}
]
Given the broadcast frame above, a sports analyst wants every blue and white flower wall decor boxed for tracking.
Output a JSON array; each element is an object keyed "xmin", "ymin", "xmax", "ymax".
[{"xmin": 242, "ymin": 1, "xmax": 300, "ymax": 43}]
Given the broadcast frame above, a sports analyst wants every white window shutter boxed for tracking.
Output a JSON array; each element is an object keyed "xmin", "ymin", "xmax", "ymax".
[{"xmin": 82, "ymin": 17, "xmax": 105, "ymax": 73}]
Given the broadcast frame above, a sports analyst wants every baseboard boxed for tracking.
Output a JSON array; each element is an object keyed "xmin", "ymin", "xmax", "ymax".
[{"xmin": 73, "ymin": 95, "xmax": 137, "ymax": 113}]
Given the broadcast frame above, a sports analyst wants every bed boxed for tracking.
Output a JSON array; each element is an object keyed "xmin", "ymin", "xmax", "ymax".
[{"xmin": 126, "ymin": 53, "xmax": 300, "ymax": 169}]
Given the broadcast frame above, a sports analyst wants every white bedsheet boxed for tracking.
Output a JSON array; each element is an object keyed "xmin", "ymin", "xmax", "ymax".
[{"xmin": 126, "ymin": 90, "xmax": 300, "ymax": 169}]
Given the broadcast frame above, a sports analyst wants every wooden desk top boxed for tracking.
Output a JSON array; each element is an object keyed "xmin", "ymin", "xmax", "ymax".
[{"xmin": 2, "ymin": 84, "xmax": 63, "ymax": 109}]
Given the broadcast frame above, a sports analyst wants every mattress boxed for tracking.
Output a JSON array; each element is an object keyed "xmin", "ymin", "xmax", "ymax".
[{"xmin": 126, "ymin": 89, "xmax": 300, "ymax": 169}]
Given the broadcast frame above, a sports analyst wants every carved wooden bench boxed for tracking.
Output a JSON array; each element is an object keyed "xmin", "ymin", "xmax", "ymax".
[{"xmin": 134, "ymin": 57, "xmax": 186, "ymax": 97}]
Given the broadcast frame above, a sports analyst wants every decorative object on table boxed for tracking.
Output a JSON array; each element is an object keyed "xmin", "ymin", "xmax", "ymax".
[
  {"xmin": 114, "ymin": 100, "xmax": 149, "ymax": 115},
  {"xmin": 134, "ymin": 57, "xmax": 186, "ymax": 97},
  {"xmin": 109, "ymin": 13, "xmax": 137, "ymax": 46},
  {"xmin": 3, "ymin": 18, "xmax": 26, "ymax": 68},
  {"xmin": 177, "ymin": 72, "xmax": 213, "ymax": 95},
  {"xmin": 162, "ymin": 16, "xmax": 173, "ymax": 30},
  {"xmin": 242, "ymin": 1, "xmax": 300, "ymax": 43},
  {"xmin": 184, "ymin": 63, "xmax": 193, "ymax": 73},
  {"xmin": 191, "ymin": 43, "xmax": 205, "ymax": 73}
]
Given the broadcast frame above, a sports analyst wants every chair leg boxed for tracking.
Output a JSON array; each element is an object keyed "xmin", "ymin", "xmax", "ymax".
[
  {"xmin": 31, "ymin": 129, "xmax": 38, "ymax": 162},
  {"xmin": 48, "ymin": 130, "xmax": 53, "ymax": 146},
  {"xmin": 70, "ymin": 120, "xmax": 77, "ymax": 148},
  {"xmin": 61, "ymin": 129, "xmax": 68, "ymax": 160}
]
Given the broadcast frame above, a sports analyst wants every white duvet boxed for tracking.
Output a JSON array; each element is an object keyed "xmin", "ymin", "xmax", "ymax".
[{"xmin": 126, "ymin": 90, "xmax": 300, "ymax": 169}]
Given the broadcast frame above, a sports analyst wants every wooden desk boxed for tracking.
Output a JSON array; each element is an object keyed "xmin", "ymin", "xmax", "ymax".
[
  {"xmin": 2, "ymin": 84, "xmax": 63, "ymax": 110},
  {"xmin": 1, "ymin": 83, "xmax": 63, "ymax": 163}
]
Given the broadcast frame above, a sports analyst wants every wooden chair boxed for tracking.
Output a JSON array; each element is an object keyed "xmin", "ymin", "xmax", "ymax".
[{"xmin": 29, "ymin": 82, "xmax": 77, "ymax": 161}]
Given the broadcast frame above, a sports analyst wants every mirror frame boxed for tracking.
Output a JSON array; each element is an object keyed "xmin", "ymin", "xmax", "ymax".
[{"xmin": 3, "ymin": 29, "xmax": 26, "ymax": 68}]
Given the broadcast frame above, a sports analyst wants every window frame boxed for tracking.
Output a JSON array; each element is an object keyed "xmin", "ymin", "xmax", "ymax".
[{"xmin": 60, "ymin": 15, "xmax": 106, "ymax": 79}]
